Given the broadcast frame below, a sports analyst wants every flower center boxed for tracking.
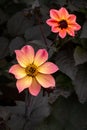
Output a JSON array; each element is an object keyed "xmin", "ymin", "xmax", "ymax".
[
  {"xmin": 59, "ymin": 20, "xmax": 68, "ymax": 29},
  {"xmin": 25, "ymin": 64, "xmax": 38, "ymax": 77}
]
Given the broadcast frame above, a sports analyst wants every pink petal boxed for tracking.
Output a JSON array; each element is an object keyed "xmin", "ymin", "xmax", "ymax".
[
  {"xmin": 50, "ymin": 9, "xmax": 60, "ymax": 20},
  {"xmin": 21, "ymin": 45, "xmax": 35, "ymax": 64},
  {"xmin": 58, "ymin": 7, "xmax": 69, "ymax": 19},
  {"xmin": 29, "ymin": 78, "xmax": 41, "ymax": 96},
  {"xmin": 9, "ymin": 64, "xmax": 26, "ymax": 79},
  {"xmin": 15, "ymin": 50, "xmax": 30, "ymax": 68},
  {"xmin": 36, "ymin": 73, "xmax": 55, "ymax": 88},
  {"xmin": 52, "ymin": 26, "xmax": 60, "ymax": 33},
  {"xmin": 66, "ymin": 28, "xmax": 75, "ymax": 36},
  {"xmin": 34, "ymin": 49, "xmax": 48, "ymax": 67},
  {"xmin": 75, "ymin": 23, "xmax": 81, "ymax": 30},
  {"xmin": 46, "ymin": 19, "xmax": 58, "ymax": 27},
  {"xmin": 67, "ymin": 14, "xmax": 76, "ymax": 22},
  {"xmin": 59, "ymin": 29, "xmax": 67, "ymax": 38},
  {"xmin": 38, "ymin": 62, "xmax": 59, "ymax": 74},
  {"xmin": 16, "ymin": 76, "xmax": 32, "ymax": 93},
  {"xmin": 70, "ymin": 23, "xmax": 81, "ymax": 30}
]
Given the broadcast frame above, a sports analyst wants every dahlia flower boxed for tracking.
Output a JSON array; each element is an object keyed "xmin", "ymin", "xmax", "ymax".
[
  {"xmin": 46, "ymin": 7, "xmax": 81, "ymax": 38},
  {"xmin": 9, "ymin": 45, "xmax": 58, "ymax": 96}
]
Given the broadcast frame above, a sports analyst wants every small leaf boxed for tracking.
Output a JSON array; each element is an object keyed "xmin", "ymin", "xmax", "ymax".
[
  {"xmin": 73, "ymin": 63, "xmax": 87, "ymax": 103},
  {"xmin": 34, "ymin": 122, "xmax": 48, "ymax": 130},
  {"xmin": 55, "ymin": 43, "xmax": 77, "ymax": 80},
  {"xmin": 48, "ymin": 46, "xmax": 56, "ymax": 58},
  {"xmin": 4, "ymin": 1, "xmax": 27, "ymax": 15},
  {"xmin": 24, "ymin": 24, "xmax": 50, "ymax": 41},
  {"xmin": 74, "ymin": 46, "xmax": 87, "ymax": 65},
  {"xmin": 80, "ymin": 21, "xmax": 87, "ymax": 38},
  {"xmin": 6, "ymin": 96, "xmax": 87, "ymax": 130},
  {"xmin": 46, "ymin": 96, "xmax": 87, "ymax": 130},
  {"xmin": 48, "ymin": 72, "xmax": 74, "ymax": 104},
  {"xmin": 26, "ymin": 40, "xmax": 47, "ymax": 51},
  {"xmin": 0, "ymin": 8, "xmax": 8, "ymax": 25},
  {"xmin": 0, "ymin": 107, "xmax": 10, "ymax": 120},
  {"xmin": 7, "ymin": 115, "xmax": 25, "ymax": 130},
  {"xmin": 72, "ymin": 0, "xmax": 87, "ymax": 8},
  {"xmin": 20, "ymin": 0, "xmax": 35, "ymax": 5},
  {"xmin": 80, "ymin": 38, "xmax": 87, "ymax": 49},
  {"xmin": 56, "ymin": 0, "xmax": 66, "ymax": 6},
  {"xmin": 9, "ymin": 37, "xmax": 25, "ymax": 54},
  {"xmin": 27, "ymin": 91, "xmax": 50, "ymax": 124},
  {"xmin": 56, "ymin": 72, "xmax": 74, "ymax": 90},
  {"xmin": 7, "ymin": 12, "xmax": 33, "ymax": 36},
  {"xmin": 0, "ymin": 37, "xmax": 9, "ymax": 59},
  {"xmin": 67, "ymin": 1, "xmax": 78, "ymax": 11},
  {"xmin": 39, "ymin": 0, "xmax": 49, "ymax": 5}
]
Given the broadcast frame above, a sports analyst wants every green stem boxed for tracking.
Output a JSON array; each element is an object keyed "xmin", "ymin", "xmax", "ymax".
[
  {"xmin": 24, "ymin": 89, "xmax": 29, "ymax": 119},
  {"xmin": 23, "ymin": 90, "xmax": 32, "ymax": 130}
]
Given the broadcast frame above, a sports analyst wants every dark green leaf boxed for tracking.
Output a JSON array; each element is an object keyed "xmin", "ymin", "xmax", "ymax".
[
  {"xmin": 4, "ymin": 2, "xmax": 26, "ymax": 15},
  {"xmin": 55, "ymin": 43, "xmax": 77, "ymax": 80},
  {"xmin": 67, "ymin": 1, "xmax": 78, "ymax": 11},
  {"xmin": 48, "ymin": 72, "xmax": 74, "ymax": 104},
  {"xmin": 20, "ymin": 0, "xmax": 35, "ymax": 5},
  {"xmin": 56, "ymin": 0, "xmax": 66, "ymax": 6},
  {"xmin": 0, "ymin": 37, "xmax": 9, "ymax": 59},
  {"xmin": 72, "ymin": 0, "xmax": 87, "ymax": 8},
  {"xmin": 9, "ymin": 37, "xmax": 25, "ymax": 54},
  {"xmin": 80, "ymin": 38, "xmax": 87, "ymax": 49},
  {"xmin": 27, "ymin": 92, "xmax": 50, "ymax": 124},
  {"xmin": 43, "ymin": 96, "xmax": 87, "ymax": 130},
  {"xmin": 26, "ymin": 40, "xmax": 48, "ymax": 52},
  {"xmin": 73, "ymin": 63, "xmax": 87, "ymax": 103},
  {"xmin": 24, "ymin": 24, "xmax": 50, "ymax": 41},
  {"xmin": 80, "ymin": 20, "xmax": 87, "ymax": 38},
  {"xmin": 7, "ymin": 12, "xmax": 33, "ymax": 36},
  {"xmin": 74, "ymin": 46, "xmax": 87, "ymax": 65},
  {"xmin": 56, "ymin": 72, "xmax": 74, "ymax": 90},
  {"xmin": 0, "ymin": 8, "xmax": 8, "ymax": 25}
]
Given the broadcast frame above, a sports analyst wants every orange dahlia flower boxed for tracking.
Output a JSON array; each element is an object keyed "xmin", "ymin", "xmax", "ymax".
[
  {"xmin": 9, "ymin": 45, "xmax": 58, "ymax": 96},
  {"xmin": 46, "ymin": 7, "xmax": 81, "ymax": 38}
]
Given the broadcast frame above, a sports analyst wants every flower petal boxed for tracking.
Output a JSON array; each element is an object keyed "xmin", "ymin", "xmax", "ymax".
[
  {"xmin": 29, "ymin": 78, "xmax": 41, "ymax": 96},
  {"xmin": 50, "ymin": 9, "xmax": 60, "ymax": 20},
  {"xmin": 52, "ymin": 26, "xmax": 60, "ymax": 33},
  {"xmin": 36, "ymin": 73, "xmax": 55, "ymax": 88},
  {"xmin": 38, "ymin": 62, "xmax": 59, "ymax": 74},
  {"xmin": 46, "ymin": 19, "xmax": 58, "ymax": 27},
  {"xmin": 16, "ymin": 76, "xmax": 32, "ymax": 93},
  {"xmin": 34, "ymin": 49, "xmax": 48, "ymax": 66},
  {"xmin": 67, "ymin": 14, "xmax": 76, "ymax": 22},
  {"xmin": 9, "ymin": 64, "xmax": 26, "ymax": 79},
  {"xmin": 59, "ymin": 29, "xmax": 67, "ymax": 38},
  {"xmin": 58, "ymin": 7, "xmax": 69, "ymax": 19},
  {"xmin": 67, "ymin": 27, "xmax": 75, "ymax": 36},
  {"xmin": 69, "ymin": 23, "xmax": 81, "ymax": 30},
  {"xmin": 21, "ymin": 45, "xmax": 34, "ymax": 64},
  {"xmin": 15, "ymin": 50, "xmax": 30, "ymax": 68}
]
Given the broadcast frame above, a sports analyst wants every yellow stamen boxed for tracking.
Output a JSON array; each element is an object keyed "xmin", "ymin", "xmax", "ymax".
[{"xmin": 25, "ymin": 64, "xmax": 38, "ymax": 77}]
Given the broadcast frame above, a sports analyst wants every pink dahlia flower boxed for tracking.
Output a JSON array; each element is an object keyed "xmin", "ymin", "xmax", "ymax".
[
  {"xmin": 46, "ymin": 7, "xmax": 81, "ymax": 38},
  {"xmin": 9, "ymin": 45, "xmax": 58, "ymax": 96}
]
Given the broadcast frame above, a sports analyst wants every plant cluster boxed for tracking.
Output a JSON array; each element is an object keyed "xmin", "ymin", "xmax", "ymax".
[{"xmin": 0, "ymin": 0, "xmax": 87, "ymax": 130}]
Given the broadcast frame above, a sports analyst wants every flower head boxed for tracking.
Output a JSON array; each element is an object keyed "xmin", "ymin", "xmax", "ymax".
[
  {"xmin": 9, "ymin": 45, "xmax": 58, "ymax": 96},
  {"xmin": 46, "ymin": 7, "xmax": 81, "ymax": 38}
]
